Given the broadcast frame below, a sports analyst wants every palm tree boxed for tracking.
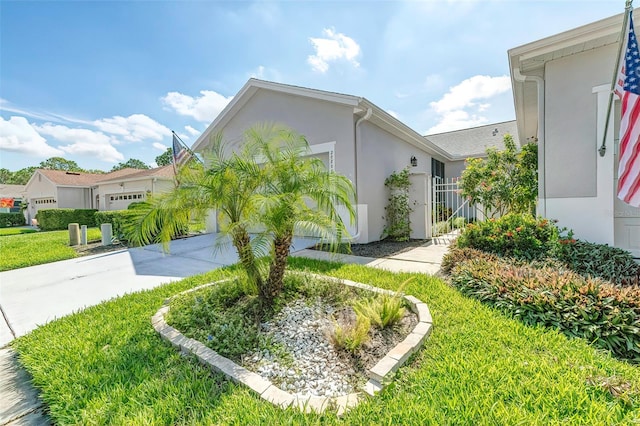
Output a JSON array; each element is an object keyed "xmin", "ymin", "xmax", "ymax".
[
  {"xmin": 246, "ymin": 124, "xmax": 356, "ymax": 303},
  {"xmin": 127, "ymin": 123, "xmax": 356, "ymax": 308}
]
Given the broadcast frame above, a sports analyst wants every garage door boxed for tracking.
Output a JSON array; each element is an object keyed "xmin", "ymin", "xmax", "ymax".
[{"xmin": 107, "ymin": 193, "xmax": 145, "ymax": 210}]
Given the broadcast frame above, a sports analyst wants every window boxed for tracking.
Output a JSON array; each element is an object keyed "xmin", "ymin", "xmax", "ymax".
[{"xmin": 431, "ymin": 158, "xmax": 445, "ymax": 181}]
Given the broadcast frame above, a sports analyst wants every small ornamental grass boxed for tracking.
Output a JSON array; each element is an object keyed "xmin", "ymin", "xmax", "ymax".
[
  {"xmin": 11, "ymin": 259, "xmax": 640, "ymax": 425},
  {"xmin": 330, "ymin": 312, "xmax": 371, "ymax": 353},
  {"xmin": 448, "ymin": 253, "xmax": 640, "ymax": 363}
]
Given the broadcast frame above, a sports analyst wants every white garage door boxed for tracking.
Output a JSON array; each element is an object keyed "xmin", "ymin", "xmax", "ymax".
[{"xmin": 107, "ymin": 193, "xmax": 145, "ymax": 211}]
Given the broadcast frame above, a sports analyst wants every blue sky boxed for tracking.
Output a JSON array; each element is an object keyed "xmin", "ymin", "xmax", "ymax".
[{"xmin": 0, "ymin": 0, "xmax": 625, "ymax": 171}]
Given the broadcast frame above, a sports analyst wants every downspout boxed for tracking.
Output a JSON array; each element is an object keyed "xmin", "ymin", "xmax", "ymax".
[
  {"xmin": 514, "ymin": 68, "xmax": 546, "ymax": 217},
  {"xmin": 351, "ymin": 107, "xmax": 373, "ymax": 241}
]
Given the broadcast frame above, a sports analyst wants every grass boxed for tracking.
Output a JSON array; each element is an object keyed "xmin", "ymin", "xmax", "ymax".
[
  {"xmin": 11, "ymin": 259, "xmax": 640, "ymax": 425},
  {"xmin": 0, "ymin": 228, "xmax": 37, "ymax": 237},
  {"xmin": 0, "ymin": 227, "xmax": 103, "ymax": 271}
]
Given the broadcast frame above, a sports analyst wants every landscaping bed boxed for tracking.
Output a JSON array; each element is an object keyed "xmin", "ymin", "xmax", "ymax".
[{"xmin": 11, "ymin": 259, "xmax": 640, "ymax": 424}]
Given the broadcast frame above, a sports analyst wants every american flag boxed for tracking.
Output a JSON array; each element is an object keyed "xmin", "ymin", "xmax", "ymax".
[
  {"xmin": 615, "ymin": 10, "xmax": 640, "ymax": 208},
  {"xmin": 172, "ymin": 132, "xmax": 190, "ymax": 167}
]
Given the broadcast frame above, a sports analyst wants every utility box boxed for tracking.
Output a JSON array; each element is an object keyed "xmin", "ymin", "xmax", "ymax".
[
  {"xmin": 68, "ymin": 223, "xmax": 80, "ymax": 246},
  {"xmin": 101, "ymin": 223, "xmax": 113, "ymax": 246}
]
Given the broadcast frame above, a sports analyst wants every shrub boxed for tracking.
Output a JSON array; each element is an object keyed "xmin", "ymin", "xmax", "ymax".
[
  {"xmin": 330, "ymin": 311, "xmax": 371, "ymax": 353},
  {"xmin": 450, "ymin": 257, "xmax": 640, "ymax": 363},
  {"xmin": 354, "ymin": 293, "xmax": 406, "ymax": 329},
  {"xmin": 456, "ymin": 213, "xmax": 560, "ymax": 260},
  {"xmin": 383, "ymin": 168, "xmax": 412, "ymax": 241},
  {"xmin": 36, "ymin": 209, "xmax": 97, "ymax": 231},
  {"xmin": 554, "ymin": 240, "xmax": 640, "ymax": 286},
  {"xmin": 0, "ymin": 212, "xmax": 25, "ymax": 228},
  {"xmin": 452, "ymin": 216, "xmax": 467, "ymax": 229},
  {"xmin": 94, "ymin": 210, "xmax": 137, "ymax": 243},
  {"xmin": 441, "ymin": 246, "xmax": 499, "ymax": 274}
]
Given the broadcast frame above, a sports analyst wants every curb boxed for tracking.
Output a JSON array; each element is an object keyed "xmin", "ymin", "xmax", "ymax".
[{"xmin": 152, "ymin": 274, "xmax": 433, "ymax": 414}]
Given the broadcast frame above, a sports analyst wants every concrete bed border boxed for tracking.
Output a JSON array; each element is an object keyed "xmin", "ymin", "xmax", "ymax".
[{"xmin": 151, "ymin": 274, "xmax": 433, "ymax": 415}]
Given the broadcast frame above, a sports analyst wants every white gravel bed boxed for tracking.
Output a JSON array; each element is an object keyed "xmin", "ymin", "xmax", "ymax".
[{"xmin": 243, "ymin": 299, "xmax": 359, "ymax": 398}]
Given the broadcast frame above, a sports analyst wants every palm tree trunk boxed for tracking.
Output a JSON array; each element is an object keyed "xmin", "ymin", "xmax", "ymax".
[
  {"xmin": 231, "ymin": 227, "xmax": 264, "ymax": 290},
  {"xmin": 264, "ymin": 232, "xmax": 293, "ymax": 303}
]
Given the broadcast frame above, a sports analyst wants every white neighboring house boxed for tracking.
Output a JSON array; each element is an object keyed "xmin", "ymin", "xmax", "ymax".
[
  {"xmin": 190, "ymin": 78, "xmax": 515, "ymax": 243},
  {"xmin": 509, "ymin": 10, "xmax": 640, "ymax": 257},
  {"xmin": 0, "ymin": 184, "xmax": 26, "ymax": 220},
  {"xmin": 24, "ymin": 166, "xmax": 175, "ymax": 224}
]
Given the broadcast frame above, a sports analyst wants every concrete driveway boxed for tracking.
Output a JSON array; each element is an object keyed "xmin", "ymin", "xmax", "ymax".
[{"xmin": 0, "ymin": 233, "xmax": 317, "ymax": 347}]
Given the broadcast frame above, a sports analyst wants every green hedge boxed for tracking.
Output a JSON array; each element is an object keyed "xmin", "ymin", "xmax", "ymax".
[
  {"xmin": 36, "ymin": 209, "xmax": 97, "ymax": 231},
  {"xmin": 94, "ymin": 210, "xmax": 136, "ymax": 243},
  {"xmin": 0, "ymin": 212, "xmax": 25, "ymax": 228},
  {"xmin": 448, "ymin": 251, "xmax": 640, "ymax": 363},
  {"xmin": 456, "ymin": 214, "xmax": 560, "ymax": 260}
]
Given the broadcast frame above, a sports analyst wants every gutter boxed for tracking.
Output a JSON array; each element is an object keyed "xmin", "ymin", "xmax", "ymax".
[
  {"xmin": 351, "ymin": 107, "xmax": 372, "ymax": 241},
  {"xmin": 513, "ymin": 67, "xmax": 546, "ymax": 218}
]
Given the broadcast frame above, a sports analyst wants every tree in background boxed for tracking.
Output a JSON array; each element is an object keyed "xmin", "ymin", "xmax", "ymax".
[
  {"xmin": 155, "ymin": 148, "xmax": 173, "ymax": 167},
  {"xmin": 38, "ymin": 157, "xmax": 82, "ymax": 171},
  {"xmin": 111, "ymin": 159, "xmax": 150, "ymax": 172},
  {"xmin": 460, "ymin": 135, "xmax": 538, "ymax": 218}
]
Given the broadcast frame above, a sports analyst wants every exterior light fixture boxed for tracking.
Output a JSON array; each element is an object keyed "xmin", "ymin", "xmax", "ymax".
[{"xmin": 410, "ymin": 156, "xmax": 418, "ymax": 167}]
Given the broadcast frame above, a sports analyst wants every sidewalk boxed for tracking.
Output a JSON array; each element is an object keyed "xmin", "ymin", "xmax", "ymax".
[{"xmin": 0, "ymin": 236, "xmax": 451, "ymax": 425}]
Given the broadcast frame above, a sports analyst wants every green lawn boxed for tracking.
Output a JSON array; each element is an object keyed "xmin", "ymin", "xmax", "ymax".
[
  {"xmin": 12, "ymin": 258, "xmax": 640, "ymax": 425},
  {"xmin": 0, "ymin": 228, "xmax": 37, "ymax": 237},
  {"xmin": 0, "ymin": 228, "xmax": 103, "ymax": 271}
]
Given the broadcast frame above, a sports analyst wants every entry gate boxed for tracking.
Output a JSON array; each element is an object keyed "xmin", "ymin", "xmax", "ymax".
[{"xmin": 431, "ymin": 177, "xmax": 479, "ymax": 237}]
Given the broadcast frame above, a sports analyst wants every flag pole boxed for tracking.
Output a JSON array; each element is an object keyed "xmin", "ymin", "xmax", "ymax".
[
  {"xmin": 171, "ymin": 130, "xmax": 204, "ymax": 164},
  {"xmin": 599, "ymin": 0, "xmax": 633, "ymax": 157}
]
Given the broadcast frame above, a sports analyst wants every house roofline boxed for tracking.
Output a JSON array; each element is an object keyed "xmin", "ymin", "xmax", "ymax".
[{"xmin": 191, "ymin": 78, "xmax": 453, "ymax": 161}]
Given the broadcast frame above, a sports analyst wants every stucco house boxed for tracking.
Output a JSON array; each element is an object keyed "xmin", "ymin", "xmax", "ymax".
[
  {"xmin": 508, "ymin": 10, "xmax": 640, "ymax": 257},
  {"xmin": 0, "ymin": 184, "xmax": 26, "ymax": 215},
  {"xmin": 191, "ymin": 79, "xmax": 515, "ymax": 243},
  {"xmin": 24, "ymin": 166, "xmax": 174, "ymax": 224}
]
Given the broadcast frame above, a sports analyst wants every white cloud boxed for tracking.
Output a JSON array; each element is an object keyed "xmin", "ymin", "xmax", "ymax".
[
  {"xmin": 427, "ymin": 75, "xmax": 511, "ymax": 133},
  {"xmin": 308, "ymin": 28, "xmax": 361, "ymax": 73},
  {"xmin": 185, "ymin": 125, "xmax": 200, "ymax": 136},
  {"xmin": 248, "ymin": 65, "xmax": 282, "ymax": 82},
  {"xmin": 93, "ymin": 114, "xmax": 170, "ymax": 142},
  {"xmin": 152, "ymin": 142, "xmax": 168, "ymax": 151},
  {"xmin": 162, "ymin": 90, "xmax": 233, "ymax": 122},
  {"xmin": 0, "ymin": 116, "xmax": 64, "ymax": 157},
  {"xmin": 426, "ymin": 110, "xmax": 488, "ymax": 135},
  {"xmin": 33, "ymin": 123, "xmax": 124, "ymax": 162}
]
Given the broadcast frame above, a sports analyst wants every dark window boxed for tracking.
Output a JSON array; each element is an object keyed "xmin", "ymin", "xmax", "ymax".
[{"xmin": 431, "ymin": 158, "xmax": 445, "ymax": 181}]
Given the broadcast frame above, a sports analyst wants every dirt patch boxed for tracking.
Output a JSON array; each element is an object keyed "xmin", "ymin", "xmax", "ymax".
[
  {"xmin": 74, "ymin": 241, "xmax": 127, "ymax": 256},
  {"xmin": 315, "ymin": 238, "xmax": 430, "ymax": 259}
]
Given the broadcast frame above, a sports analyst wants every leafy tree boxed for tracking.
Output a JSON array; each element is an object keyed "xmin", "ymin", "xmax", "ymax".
[
  {"xmin": 111, "ymin": 159, "xmax": 150, "ymax": 172},
  {"xmin": 0, "ymin": 168, "xmax": 12, "ymax": 184},
  {"xmin": 460, "ymin": 135, "xmax": 537, "ymax": 218},
  {"xmin": 127, "ymin": 123, "xmax": 355, "ymax": 308},
  {"xmin": 155, "ymin": 148, "xmax": 173, "ymax": 166},
  {"xmin": 39, "ymin": 157, "xmax": 82, "ymax": 171},
  {"xmin": 9, "ymin": 167, "xmax": 37, "ymax": 185}
]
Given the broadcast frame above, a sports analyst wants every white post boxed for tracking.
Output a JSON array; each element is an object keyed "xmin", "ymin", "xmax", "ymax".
[
  {"xmin": 101, "ymin": 223, "xmax": 112, "ymax": 246},
  {"xmin": 80, "ymin": 225, "xmax": 87, "ymax": 245}
]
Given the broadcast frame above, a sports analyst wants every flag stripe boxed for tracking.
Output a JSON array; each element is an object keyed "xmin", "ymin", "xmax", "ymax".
[{"xmin": 616, "ymin": 9, "xmax": 640, "ymax": 208}]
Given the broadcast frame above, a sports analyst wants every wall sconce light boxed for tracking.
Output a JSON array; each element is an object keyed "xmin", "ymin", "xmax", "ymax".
[{"xmin": 410, "ymin": 156, "xmax": 418, "ymax": 167}]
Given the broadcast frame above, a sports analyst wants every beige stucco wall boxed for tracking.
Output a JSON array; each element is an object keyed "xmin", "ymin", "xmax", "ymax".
[
  {"xmin": 216, "ymin": 90, "xmax": 357, "ymax": 182},
  {"xmin": 358, "ymin": 122, "xmax": 434, "ymax": 241},
  {"xmin": 25, "ymin": 173, "xmax": 58, "ymax": 221},
  {"xmin": 544, "ymin": 44, "xmax": 615, "ymax": 198},
  {"xmin": 57, "ymin": 187, "xmax": 91, "ymax": 209}
]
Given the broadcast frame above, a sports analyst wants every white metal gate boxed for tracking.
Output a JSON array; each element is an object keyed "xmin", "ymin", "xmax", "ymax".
[{"xmin": 431, "ymin": 177, "xmax": 479, "ymax": 237}]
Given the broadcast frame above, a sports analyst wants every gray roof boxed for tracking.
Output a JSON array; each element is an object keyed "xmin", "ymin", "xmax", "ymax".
[
  {"xmin": 0, "ymin": 184, "xmax": 26, "ymax": 198},
  {"xmin": 425, "ymin": 120, "xmax": 520, "ymax": 158}
]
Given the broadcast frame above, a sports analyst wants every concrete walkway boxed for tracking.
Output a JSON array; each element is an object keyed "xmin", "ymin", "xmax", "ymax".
[{"xmin": 0, "ymin": 235, "xmax": 451, "ymax": 425}]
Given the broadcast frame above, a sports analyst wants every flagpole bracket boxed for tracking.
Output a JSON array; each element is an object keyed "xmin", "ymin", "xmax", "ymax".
[{"xmin": 598, "ymin": 144, "xmax": 607, "ymax": 157}]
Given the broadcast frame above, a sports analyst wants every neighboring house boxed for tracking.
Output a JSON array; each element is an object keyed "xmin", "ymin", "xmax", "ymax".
[
  {"xmin": 509, "ymin": 10, "xmax": 640, "ymax": 256},
  {"xmin": 191, "ymin": 79, "xmax": 513, "ymax": 243},
  {"xmin": 23, "ymin": 166, "xmax": 175, "ymax": 224},
  {"xmin": 0, "ymin": 184, "xmax": 26, "ymax": 220}
]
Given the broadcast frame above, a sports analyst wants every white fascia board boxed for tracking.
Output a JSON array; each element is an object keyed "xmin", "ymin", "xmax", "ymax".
[
  {"xmin": 97, "ymin": 176, "xmax": 173, "ymax": 185},
  {"xmin": 360, "ymin": 99, "xmax": 452, "ymax": 161}
]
